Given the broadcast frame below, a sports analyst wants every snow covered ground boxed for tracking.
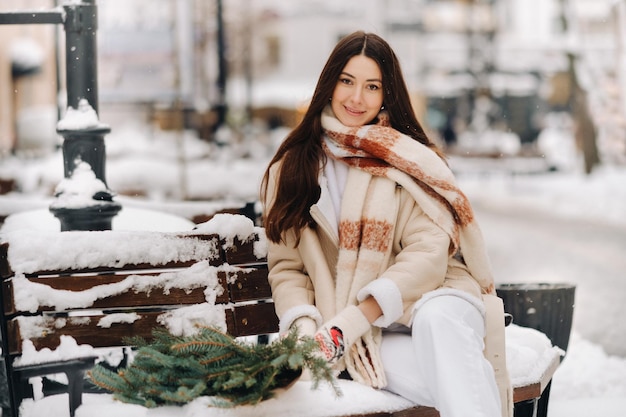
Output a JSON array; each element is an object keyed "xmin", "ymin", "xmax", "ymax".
[{"xmin": 1, "ymin": 121, "xmax": 625, "ymax": 416}]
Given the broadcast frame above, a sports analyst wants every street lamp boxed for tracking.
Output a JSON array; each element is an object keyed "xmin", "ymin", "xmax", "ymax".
[{"xmin": 50, "ymin": 0, "xmax": 121, "ymax": 231}]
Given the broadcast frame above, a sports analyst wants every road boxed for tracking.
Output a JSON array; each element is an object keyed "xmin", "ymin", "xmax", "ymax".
[{"xmin": 473, "ymin": 201, "xmax": 626, "ymax": 357}]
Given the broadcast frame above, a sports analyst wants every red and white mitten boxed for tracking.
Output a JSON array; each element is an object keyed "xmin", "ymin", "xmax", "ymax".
[{"xmin": 314, "ymin": 305, "xmax": 370, "ymax": 364}]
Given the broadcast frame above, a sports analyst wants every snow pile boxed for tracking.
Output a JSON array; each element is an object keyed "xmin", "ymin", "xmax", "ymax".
[
  {"xmin": 157, "ymin": 303, "xmax": 228, "ymax": 337},
  {"xmin": 506, "ymin": 324, "xmax": 563, "ymax": 388},
  {"xmin": 97, "ymin": 313, "xmax": 141, "ymax": 329},
  {"xmin": 13, "ymin": 336, "xmax": 96, "ymax": 367},
  {"xmin": 56, "ymin": 99, "xmax": 108, "ymax": 131},
  {"xmin": 194, "ymin": 213, "xmax": 268, "ymax": 259},
  {"xmin": 551, "ymin": 332, "xmax": 626, "ymax": 400},
  {"xmin": 194, "ymin": 213, "xmax": 255, "ymax": 244},
  {"xmin": 167, "ymin": 380, "xmax": 415, "ymax": 417},
  {"xmin": 49, "ymin": 162, "xmax": 110, "ymax": 209}
]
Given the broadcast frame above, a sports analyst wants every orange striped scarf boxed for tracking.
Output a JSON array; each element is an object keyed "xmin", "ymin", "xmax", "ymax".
[
  {"xmin": 321, "ymin": 105, "xmax": 494, "ymax": 294},
  {"xmin": 321, "ymin": 105, "xmax": 495, "ymax": 387}
]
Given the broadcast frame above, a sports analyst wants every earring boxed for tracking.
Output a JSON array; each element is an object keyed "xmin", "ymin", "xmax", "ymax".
[{"xmin": 381, "ymin": 105, "xmax": 385, "ymax": 110}]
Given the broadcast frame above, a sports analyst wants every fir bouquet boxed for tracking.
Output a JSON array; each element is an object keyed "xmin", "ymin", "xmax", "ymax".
[{"xmin": 88, "ymin": 326, "xmax": 339, "ymax": 408}]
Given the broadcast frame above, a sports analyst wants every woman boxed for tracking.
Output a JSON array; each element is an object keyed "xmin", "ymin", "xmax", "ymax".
[{"xmin": 260, "ymin": 31, "xmax": 511, "ymax": 417}]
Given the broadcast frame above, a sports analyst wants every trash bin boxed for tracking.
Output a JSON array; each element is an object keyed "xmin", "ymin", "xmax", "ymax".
[{"xmin": 496, "ymin": 283, "xmax": 576, "ymax": 353}]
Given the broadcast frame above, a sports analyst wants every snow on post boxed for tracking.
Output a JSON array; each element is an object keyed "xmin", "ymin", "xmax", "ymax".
[
  {"xmin": 49, "ymin": 161, "xmax": 110, "ymax": 209},
  {"xmin": 56, "ymin": 99, "xmax": 108, "ymax": 131}
]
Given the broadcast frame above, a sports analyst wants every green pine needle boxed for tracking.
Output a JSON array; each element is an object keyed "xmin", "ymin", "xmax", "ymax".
[{"xmin": 88, "ymin": 326, "xmax": 340, "ymax": 408}]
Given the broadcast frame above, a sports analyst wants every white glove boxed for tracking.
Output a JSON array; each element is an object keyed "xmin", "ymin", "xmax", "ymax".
[
  {"xmin": 314, "ymin": 305, "xmax": 371, "ymax": 364},
  {"xmin": 290, "ymin": 316, "xmax": 318, "ymax": 338}
]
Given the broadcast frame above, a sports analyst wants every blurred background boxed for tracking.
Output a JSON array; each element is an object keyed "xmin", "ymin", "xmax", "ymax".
[{"xmin": 1, "ymin": 0, "xmax": 623, "ymax": 176}]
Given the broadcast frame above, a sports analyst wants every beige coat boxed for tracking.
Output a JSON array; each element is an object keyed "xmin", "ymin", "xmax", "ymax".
[{"xmin": 266, "ymin": 163, "xmax": 482, "ymax": 330}]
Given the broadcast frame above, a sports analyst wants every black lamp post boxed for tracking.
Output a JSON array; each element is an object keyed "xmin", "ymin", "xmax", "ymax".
[{"xmin": 49, "ymin": 0, "xmax": 121, "ymax": 231}]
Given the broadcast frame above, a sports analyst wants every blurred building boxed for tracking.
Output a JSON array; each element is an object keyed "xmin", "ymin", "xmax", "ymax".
[
  {"xmin": 0, "ymin": 0, "xmax": 59, "ymax": 155},
  {"xmin": 246, "ymin": 0, "xmax": 621, "ymax": 156}
]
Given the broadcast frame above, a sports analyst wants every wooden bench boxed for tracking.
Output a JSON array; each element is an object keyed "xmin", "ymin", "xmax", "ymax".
[{"xmin": 0, "ymin": 215, "xmax": 560, "ymax": 417}]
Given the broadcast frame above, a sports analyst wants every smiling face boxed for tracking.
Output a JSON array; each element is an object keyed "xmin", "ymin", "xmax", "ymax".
[{"xmin": 330, "ymin": 55, "xmax": 384, "ymax": 127}]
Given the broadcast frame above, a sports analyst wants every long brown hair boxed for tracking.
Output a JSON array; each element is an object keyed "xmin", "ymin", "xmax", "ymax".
[{"xmin": 261, "ymin": 31, "xmax": 444, "ymax": 243}]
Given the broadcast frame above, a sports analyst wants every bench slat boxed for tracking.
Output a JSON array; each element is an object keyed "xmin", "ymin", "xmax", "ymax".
[
  {"xmin": 226, "ymin": 266, "xmax": 271, "ymax": 302},
  {"xmin": 7, "ymin": 302, "xmax": 278, "ymax": 355},
  {"xmin": 16, "ymin": 259, "xmax": 220, "ymax": 278},
  {"xmin": 223, "ymin": 237, "xmax": 265, "ymax": 265},
  {"xmin": 230, "ymin": 301, "xmax": 279, "ymax": 337},
  {"xmin": 3, "ymin": 266, "xmax": 270, "ymax": 315},
  {"xmin": 0, "ymin": 233, "xmax": 236, "ymax": 280},
  {"xmin": 2, "ymin": 276, "xmax": 228, "ymax": 316}
]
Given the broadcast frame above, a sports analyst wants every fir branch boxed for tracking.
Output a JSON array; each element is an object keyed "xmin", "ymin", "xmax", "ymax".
[
  {"xmin": 172, "ymin": 339, "xmax": 231, "ymax": 353},
  {"xmin": 198, "ymin": 352, "xmax": 236, "ymax": 365},
  {"xmin": 158, "ymin": 381, "xmax": 207, "ymax": 404},
  {"xmin": 88, "ymin": 326, "xmax": 339, "ymax": 408},
  {"xmin": 87, "ymin": 366, "xmax": 123, "ymax": 393}
]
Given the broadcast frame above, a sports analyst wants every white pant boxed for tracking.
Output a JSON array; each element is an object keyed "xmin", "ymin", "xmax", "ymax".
[{"xmin": 380, "ymin": 295, "xmax": 501, "ymax": 417}]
